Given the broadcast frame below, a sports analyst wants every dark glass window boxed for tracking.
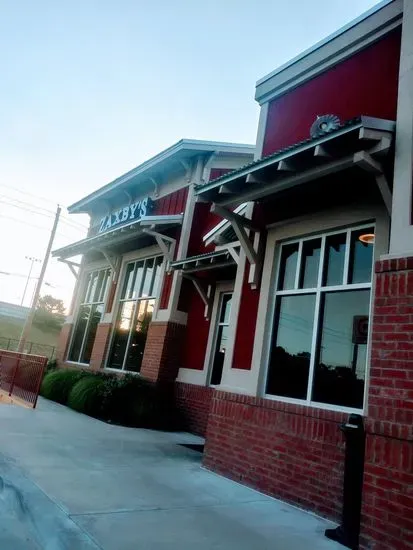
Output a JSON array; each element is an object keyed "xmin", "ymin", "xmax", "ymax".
[
  {"xmin": 349, "ymin": 227, "xmax": 374, "ymax": 284},
  {"xmin": 210, "ymin": 293, "xmax": 232, "ymax": 386},
  {"xmin": 299, "ymin": 238, "xmax": 321, "ymax": 288},
  {"xmin": 267, "ymin": 225, "xmax": 374, "ymax": 410},
  {"xmin": 323, "ymin": 233, "xmax": 346, "ymax": 286},
  {"xmin": 312, "ymin": 290, "xmax": 370, "ymax": 408},
  {"xmin": 266, "ymin": 294, "xmax": 316, "ymax": 399},
  {"xmin": 278, "ymin": 243, "xmax": 299, "ymax": 290}
]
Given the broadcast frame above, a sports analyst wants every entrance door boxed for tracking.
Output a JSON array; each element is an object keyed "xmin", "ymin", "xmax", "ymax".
[{"xmin": 210, "ymin": 292, "xmax": 232, "ymax": 385}]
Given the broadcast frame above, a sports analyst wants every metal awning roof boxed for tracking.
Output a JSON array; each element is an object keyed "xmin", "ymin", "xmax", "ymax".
[
  {"xmin": 52, "ymin": 214, "xmax": 183, "ymax": 260},
  {"xmin": 195, "ymin": 116, "xmax": 395, "ymax": 207},
  {"xmin": 170, "ymin": 249, "xmax": 237, "ymax": 274}
]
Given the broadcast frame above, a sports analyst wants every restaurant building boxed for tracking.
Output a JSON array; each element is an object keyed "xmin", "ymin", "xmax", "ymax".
[{"xmin": 54, "ymin": 1, "xmax": 413, "ymax": 548}]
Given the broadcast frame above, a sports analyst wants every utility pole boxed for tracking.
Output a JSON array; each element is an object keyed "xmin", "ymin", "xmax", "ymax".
[
  {"xmin": 18, "ymin": 205, "xmax": 61, "ymax": 353},
  {"xmin": 21, "ymin": 256, "xmax": 41, "ymax": 306}
]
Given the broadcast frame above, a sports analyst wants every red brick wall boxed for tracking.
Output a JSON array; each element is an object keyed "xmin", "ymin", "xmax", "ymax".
[
  {"xmin": 89, "ymin": 323, "xmax": 112, "ymax": 370},
  {"xmin": 56, "ymin": 323, "xmax": 73, "ymax": 364},
  {"xmin": 175, "ymin": 382, "xmax": 213, "ymax": 436},
  {"xmin": 204, "ymin": 391, "xmax": 346, "ymax": 519},
  {"xmin": 141, "ymin": 321, "xmax": 186, "ymax": 382},
  {"xmin": 360, "ymin": 258, "xmax": 413, "ymax": 550}
]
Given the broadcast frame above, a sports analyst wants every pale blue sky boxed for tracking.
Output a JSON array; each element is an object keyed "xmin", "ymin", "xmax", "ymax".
[{"xmin": 0, "ymin": 0, "xmax": 380, "ymax": 307}]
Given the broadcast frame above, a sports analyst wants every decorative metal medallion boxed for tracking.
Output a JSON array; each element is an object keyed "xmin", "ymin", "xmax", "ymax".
[{"xmin": 310, "ymin": 114, "xmax": 341, "ymax": 138}]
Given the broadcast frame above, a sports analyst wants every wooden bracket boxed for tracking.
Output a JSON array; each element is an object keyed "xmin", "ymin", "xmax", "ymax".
[
  {"xmin": 183, "ymin": 275, "xmax": 215, "ymax": 320},
  {"xmin": 354, "ymin": 151, "xmax": 392, "ymax": 215},
  {"xmin": 58, "ymin": 259, "xmax": 80, "ymax": 279}
]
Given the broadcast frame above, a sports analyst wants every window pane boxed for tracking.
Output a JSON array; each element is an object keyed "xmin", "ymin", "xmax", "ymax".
[
  {"xmin": 87, "ymin": 272, "xmax": 99, "ymax": 303},
  {"xmin": 323, "ymin": 233, "xmax": 346, "ymax": 286},
  {"xmin": 152, "ymin": 257, "xmax": 163, "ymax": 297},
  {"xmin": 140, "ymin": 258, "xmax": 155, "ymax": 298},
  {"xmin": 82, "ymin": 273, "xmax": 92, "ymax": 302},
  {"xmin": 349, "ymin": 228, "xmax": 374, "ymax": 284},
  {"xmin": 266, "ymin": 294, "xmax": 316, "ymax": 399},
  {"xmin": 220, "ymin": 294, "xmax": 232, "ymax": 324},
  {"xmin": 312, "ymin": 289, "xmax": 370, "ymax": 409},
  {"xmin": 131, "ymin": 261, "xmax": 145, "ymax": 299},
  {"xmin": 68, "ymin": 305, "xmax": 91, "ymax": 362},
  {"xmin": 122, "ymin": 264, "xmax": 135, "ymax": 300},
  {"xmin": 210, "ymin": 325, "xmax": 229, "ymax": 385},
  {"xmin": 278, "ymin": 243, "xmax": 299, "ymax": 290},
  {"xmin": 299, "ymin": 238, "xmax": 321, "ymax": 288},
  {"xmin": 108, "ymin": 301, "xmax": 135, "ymax": 369},
  {"xmin": 81, "ymin": 304, "xmax": 104, "ymax": 364},
  {"xmin": 124, "ymin": 299, "xmax": 154, "ymax": 372},
  {"xmin": 99, "ymin": 269, "xmax": 111, "ymax": 302}
]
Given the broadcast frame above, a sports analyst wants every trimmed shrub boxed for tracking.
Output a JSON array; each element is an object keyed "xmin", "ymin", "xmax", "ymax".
[
  {"xmin": 40, "ymin": 369, "xmax": 86, "ymax": 404},
  {"xmin": 45, "ymin": 359, "xmax": 57, "ymax": 374},
  {"xmin": 67, "ymin": 376, "xmax": 106, "ymax": 417}
]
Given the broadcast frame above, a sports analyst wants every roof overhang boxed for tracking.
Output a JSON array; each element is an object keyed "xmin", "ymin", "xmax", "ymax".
[
  {"xmin": 196, "ymin": 117, "xmax": 395, "ymax": 210},
  {"xmin": 52, "ymin": 214, "xmax": 183, "ymax": 261},
  {"xmin": 69, "ymin": 140, "xmax": 254, "ymax": 214},
  {"xmin": 170, "ymin": 249, "xmax": 237, "ymax": 274}
]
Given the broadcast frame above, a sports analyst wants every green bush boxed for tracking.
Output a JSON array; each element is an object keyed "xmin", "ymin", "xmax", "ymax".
[
  {"xmin": 45, "ymin": 359, "xmax": 57, "ymax": 375},
  {"xmin": 40, "ymin": 369, "xmax": 86, "ymax": 404},
  {"xmin": 67, "ymin": 375, "xmax": 106, "ymax": 417}
]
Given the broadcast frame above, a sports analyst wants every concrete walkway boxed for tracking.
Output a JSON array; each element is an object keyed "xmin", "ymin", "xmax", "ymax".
[{"xmin": 0, "ymin": 398, "xmax": 343, "ymax": 550}]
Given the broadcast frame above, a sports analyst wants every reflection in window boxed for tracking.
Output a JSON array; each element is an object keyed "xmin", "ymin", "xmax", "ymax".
[
  {"xmin": 68, "ymin": 268, "xmax": 111, "ymax": 364},
  {"xmin": 210, "ymin": 293, "xmax": 232, "ymax": 386},
  {"xmin": 324, "ymin": 233, "xmax": 346, "ymax": 286},
  {"xmin": 268, "ymin": 225, "xmax": 374, "ymax": 410},
  {"xmin": 108, "ymin": 256, "xmax": 163, "ymax": 372},
  {"xmin": 299, "ymin": 239, "xmax": 321, "ymax": 288},
  {"xmin": 267, "ymin": 294, "xmax": 315, "ymax": 399},
  {"xmin": 349, "ymin": 227, "xmax": 374, "ymax": 284},
  {"xmin": 278, "ymin": 243, "xmax": 299, "ymax": 290},
  {"xmin": 312, "ymin": 290, "xmax": 370, "ymax": 408}
]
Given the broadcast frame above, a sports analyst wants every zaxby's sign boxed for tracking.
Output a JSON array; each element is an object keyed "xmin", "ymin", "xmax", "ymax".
[{"xmin": 98, "ymin": 197, "xmax": 153, "ymax": 234}]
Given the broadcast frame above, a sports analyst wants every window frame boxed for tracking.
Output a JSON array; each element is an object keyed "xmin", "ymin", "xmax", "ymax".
[
  {"xmin": 105, "ymin": 253, "xmax": 164, "ymax": 373},
  {"xmin": 263, "ymin": 222, "xmax": 375, "ymax": 413},
  {"xmin": 207, "ymin": 290, "xmax": 233, "ymax": 387},
  {"xmin": 66, "ymin": 266, "xmax": 112, "ymax": 366}
]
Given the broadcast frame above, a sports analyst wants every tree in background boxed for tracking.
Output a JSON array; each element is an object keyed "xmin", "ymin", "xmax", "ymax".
[{"xmin": 34, "ymin": 295, "xmax": 66, "ymax": 331}]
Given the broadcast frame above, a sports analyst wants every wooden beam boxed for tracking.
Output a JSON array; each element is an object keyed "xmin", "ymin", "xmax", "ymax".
[
  {"xmin": 376, "ymin": 173, "xmax": 392, "ymax": 216},
  {"xmin": 211, "ymin": 204, "xmax": 259, "ymax": 232},
  {"xmin": 277, "ymin": 160, "xmax": 295, "ymax": 172},
  {"xmin": 314, "ymin": 145, "xmax": 331, "ymax": 158},
  {"xmin": 353, "ymin": 151, "xmax": 383, "ymax": 174}
]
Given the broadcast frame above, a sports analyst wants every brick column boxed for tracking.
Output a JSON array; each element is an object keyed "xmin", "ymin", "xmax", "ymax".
[
  {"xmin": 361, "ymin": 258, "xmax": 413, "ymax": 549},
  {"xmin": 89, "ymin": 323, "xmax": 113, "ymax": 370},
  {"xmin": 56, "ymin": 323, "xmax": 73, "ymax": 364},
  {"xmin": 140, "ymin": 321, "xmax": 186, "ymax": 383}
]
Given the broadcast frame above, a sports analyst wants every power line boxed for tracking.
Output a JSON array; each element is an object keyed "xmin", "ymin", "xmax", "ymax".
[
  {"xmin": 0, "ymin": 213, "xmax": 81, "ymax": 241},
  {"xmin": 0, "ymin": 183, "xmax": 58, "ymax": 207}
]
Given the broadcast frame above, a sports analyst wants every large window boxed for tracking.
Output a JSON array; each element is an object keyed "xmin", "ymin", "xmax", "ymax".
[
  {"xmin": 266, "ymin": 225, "xmax": 374, "ymax": 410},
  {"xmin": 108, "ymin": 256, "xmax": 163, "ymax": 372},
  {"xmin": 68, "ymin": 268, "xmax": 111, "ymax": 364}
]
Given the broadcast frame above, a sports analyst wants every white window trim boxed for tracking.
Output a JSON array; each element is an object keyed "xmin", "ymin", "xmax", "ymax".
[
  {"xmin": 218, "ymin": 204, "xmax": 389, "ymax": 402},
  {"xmin": 176, "ymin": 281, "xmax": 234, "ymax": 387},
  {"xmin": 66, "ymin": 266, "xmax": 112, "ymax": 366},
  {"xmin": 262, "ymin": 223, "xmax": 374, "ymax": 412},
  {"xmin": 104, "ymin": 246, "xmax": 165, "ymax": 373},
  {"xmin": 251, "ymin": 205, "xmax": 390, "ymax": 413}
]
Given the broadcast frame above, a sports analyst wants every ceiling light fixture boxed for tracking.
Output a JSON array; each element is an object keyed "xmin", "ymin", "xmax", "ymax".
[{"xmin": 359, "ymin": 233, "xmax": 375, "ymax": 245}]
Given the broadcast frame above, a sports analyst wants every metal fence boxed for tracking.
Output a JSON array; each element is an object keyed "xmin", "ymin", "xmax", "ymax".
[
  {"xmin": 0, "ymin": 337, "xmax": 55, "ymax": 360},
  {"xmin": 0, "ymin": 349, "xmax": 47, "ymax": 408}
]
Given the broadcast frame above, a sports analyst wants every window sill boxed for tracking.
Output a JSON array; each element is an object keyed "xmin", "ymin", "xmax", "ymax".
[
  {"xmin": 65, "ymin": 361, "xmax": 90, "ymax": 367},
  {"xmin": 263, "ymin": 393, "xmax": 364, "ymax": 416}
]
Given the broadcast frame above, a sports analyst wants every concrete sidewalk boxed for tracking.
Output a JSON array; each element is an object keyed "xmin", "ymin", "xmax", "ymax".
[{"xmin": 0, "ymin": 398, "xmax": 343, "ymax": 549}]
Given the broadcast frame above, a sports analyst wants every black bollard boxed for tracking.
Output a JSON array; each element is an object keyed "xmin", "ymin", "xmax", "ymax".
[{"xmin": 325, "ymin": 413, "xmax": 365, "ymax": 550}]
